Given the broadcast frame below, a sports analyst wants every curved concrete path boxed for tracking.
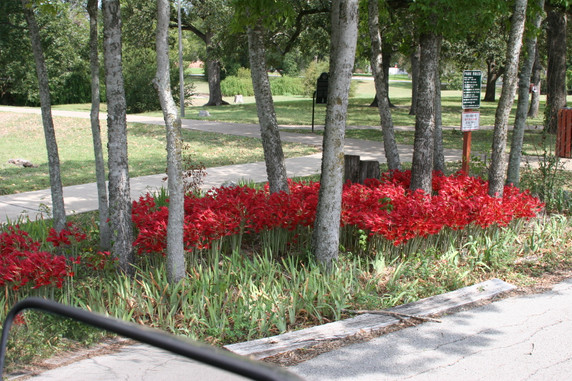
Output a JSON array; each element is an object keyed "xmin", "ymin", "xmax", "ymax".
[{"xmin": 0, "ymin": 106, "xmax": 463, "ymax": 224}]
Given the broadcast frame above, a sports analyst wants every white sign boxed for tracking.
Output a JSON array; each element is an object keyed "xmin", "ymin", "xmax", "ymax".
[{"xmin": 461, "ymin": 111, "xmax": 480, "ymax": 131}]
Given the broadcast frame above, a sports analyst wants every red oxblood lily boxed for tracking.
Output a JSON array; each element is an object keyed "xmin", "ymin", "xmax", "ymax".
[{"xmin": 132, "ymin": 171, "xmax": 543, "ymax": 255}]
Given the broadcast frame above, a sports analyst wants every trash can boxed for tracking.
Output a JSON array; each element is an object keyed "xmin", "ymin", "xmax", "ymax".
[{"xmin": 556, "ymin": 108, "xmax": 572, "ymax": 158}]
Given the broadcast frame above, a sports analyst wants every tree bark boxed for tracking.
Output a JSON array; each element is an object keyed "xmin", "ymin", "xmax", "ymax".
[
  {"xmin": 483, "ymin": 61, "xmax": 504, "ymax": 102},
  {"xmin": 87, "ymin": 0, "xmax": 110, "ymax": 250},
  {"xmin": 410, "ymin": 32, "xmax": 440, "ymax": 193},
  {"xmin": 433, "ymin": 48, "xmax": 445, "ymax": 173},
  {"xmin": 247, "ymin": 22, "xmax": 289, "ymax": 194},
  {"xmin": 489, "ymin": 0, "xmax": 527, "ymax": 197},
  {"xmin": 544, "ymin": 5, "xmax": 567, "ymax": 134},
  {"xmin": 312, "ymin": 0, "xmax": 358, "ymax": 269},
  {"xmin": 155, "ymin": 0, "xmax": 186, "ymax": 283},
  {"xmin": 102, "ymin": 0, "xmax": 134, "ymax": 274},
  {"xmin": 528, "ymin": 43, "xmax": 542, "ymax": 118},
  {"xmin": 204, "ymin": 30, "xmax": 229, "ymax": 106},
  {"xmin": 368, "ymin": 0, "xmax": 401, "ymax": 171},
  {"xmin": 507, "ymin": 0, "xmax": 544, "ymax": 187},
  {"xmin": 21, "ymin": 0, "xmax": 66, "ymax": 232},
  {"xmin": 409, "ymin": 44, "xmax": 420, "ymax": 115}
]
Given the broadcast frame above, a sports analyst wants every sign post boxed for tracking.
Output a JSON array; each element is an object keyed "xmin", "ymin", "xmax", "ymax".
[{"xmin": 461, "ymin": 71, "xmax": 482, "ymax": 173}]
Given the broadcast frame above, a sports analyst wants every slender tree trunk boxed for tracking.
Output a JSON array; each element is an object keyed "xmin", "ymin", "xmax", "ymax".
[
  {"xmin": 204, "ymin": 30, "xmax": 229, "ymax": 106},
  {"xmin": 312, "ymin": 0, "xmax": 358, "ymax": 269},
  {"xmin": 87, "ymin": 0, "xmax": 110, "ymax": 250},
  {"xmin": 409, "ymin": 44, "xmax": 420, "ymax": 115},
  {"xmin": 489, "ymin": 0, "xmax": 527, "ymax": 197},
  {"xmin": 433, "ymin": 47, "xmax": 445, "ymax": 173},
  {"xmin": 382, "ymin": 48, "xmax": 395, "ymax": 108},
  {"xmin": 247, "ymin": 22, "xmax": 289, "ymax": 194},
  {"xmin": 21, "ymin": 0, "xmax": 66, "ymax": 232},
  {"xmin": 368, "ymin": 0, "xmax": 400, "ymax": 171},
  {"xmin": 155, "ymin": 0, "xmax": 186, "ymax": 283},
  {"xmin": 528, "ymin": 44, "xmax": 542, "ymax": 118},
  {"xmin": 507, "ymin": 0, "xmax": 544, "ymax": 187},
  {"xmin": 410, "ymin": 32, "xmax": 440, "ymax": 193},
  {"xmin": 544, "ymin": 5, "xmax": 567, "ymax": 134},
  {"xmin": 102, "ymin": 0, "xmax": 134, "ymax": 274}
]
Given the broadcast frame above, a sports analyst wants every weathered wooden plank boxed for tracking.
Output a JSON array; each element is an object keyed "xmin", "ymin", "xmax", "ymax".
[{"xmin": 224, "ymin": 278, "xmax": 516, "ymax": 360}]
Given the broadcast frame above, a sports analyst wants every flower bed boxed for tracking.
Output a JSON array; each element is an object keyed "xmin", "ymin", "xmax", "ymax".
[{"xmin": 133, "ymin": 170, "xmax": 544, "ymax": 255}]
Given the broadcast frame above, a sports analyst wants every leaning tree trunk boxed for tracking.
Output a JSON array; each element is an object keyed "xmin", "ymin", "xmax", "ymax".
[
  {"xmin": 368, "ymin": 0, "xmax": 401, "ymax": 171},
  {"xmin": 489, "ymin": 0, "xmax": 527, "ymax": 197},
  {"xmin": 247, "ymin": 21, "xmax": 289, "ymax": 194},
  {"xmin": 204, "ymin": 30, "xmax": 229, "ymax": 106},
  {"xmin": 544, "ymin": 5, "xmax": 567, "ymax": 134},
  {"xmin": 102, "ymin": 0, "xmax": 134, "ymax": 274},
  {"xmin": 410, "ymin": 32, "xmax": 440, "ymax": 194},
  {"xmin": 21, "ymin": 0, "xmax": 66, "ymax": 232},
  {"xmin": 155, "ymin": 0, "xmax": 186, "ymax": 283},
  {"xmin": 409, "ymin": 44, "xmax": 420, "ymax": 115},
  {"xmin": 87, "ymin": 0, "xmax": 110, "ymax": 250},
  {"xmin": 312, "ymin": 0, "xmax": 358, "ymax": 269},
  {"xmin": 528, "ymin": 44, "xmax": 542, "ymax": 118},
  {"xmin": 507, "ymin": 0, "xmax": 544, "ymax": 187}
]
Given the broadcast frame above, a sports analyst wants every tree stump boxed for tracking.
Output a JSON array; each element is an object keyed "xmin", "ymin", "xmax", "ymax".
[{"xmin": 344, "ymin": 155, "xmax": 380, "ymax": 184}]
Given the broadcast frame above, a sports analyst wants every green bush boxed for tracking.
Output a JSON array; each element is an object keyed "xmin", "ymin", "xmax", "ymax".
[
  {"xmin": 220, "ymin": 76, "xmax": 254, "ymax": 96},
  {"xmin": 302, "ymin": 60, "xmax": 330, "ymax": 97},
  {"xmin": 270, "ymin": 76, "xmax": 303, "ymax": 96}
]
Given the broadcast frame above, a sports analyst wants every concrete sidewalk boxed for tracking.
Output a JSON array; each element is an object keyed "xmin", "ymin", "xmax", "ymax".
[
  {"xmin": 0, "ymin": 107, "xmax": 426, "ymax": 223},
  {"xmin": 290, "ymin": 278, "xmax": 572, "ymax": 381}
]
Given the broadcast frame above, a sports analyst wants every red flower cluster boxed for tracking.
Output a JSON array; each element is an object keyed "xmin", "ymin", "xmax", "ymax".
[
  {"xmin": 133, "ymin": 171, "xmax": 543, "ymax": 254},
  {"xmin": 47, "ymin": 222, "xmax": 87, "ymax": 247},
  {"xmin": 0, "ymin": 227, "xmax": 71, "ymax": 290}
]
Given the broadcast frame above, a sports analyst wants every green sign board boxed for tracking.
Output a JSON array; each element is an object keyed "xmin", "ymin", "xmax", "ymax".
[{"xmin": 462, "ymin": 70, "xmax": 482, "ymax": 109}]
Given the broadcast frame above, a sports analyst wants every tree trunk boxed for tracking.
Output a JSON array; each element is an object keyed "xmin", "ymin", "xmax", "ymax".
[
  {"xmin": 410, "ymin": 32, "xmax": 440, "ymax": 194},
  {"xmin": 204, "ymin": 30, "xmax": 229, "ymax": 106},
  {"xmin": 433, "ymin": 50, "xmax": 445, "ymax": 173},
  {"xmin": 368, "ymin": 0, "xmax": 401, "ymax": 171},
  {"xmin": 87, "ymin": 0, "xmax": 110, "ymax": 250},
  {"xmin": 544, "ymin": 5, "xmax": 567, "ymax": 134},
  {"xmin": 312, "ymin": 0, "xmax": 358, "ymax": 269},
  {"xmin": 507, "ymin": 0, "xmax": 544, "ymax": 187},
  {"xmin": 382, "ymin": 48, "xmax": 395, "ymax": 108},
  {"xmin": 409, "ymin": 44, "xmax": 420, "ymax": 115},
  {"xmin": 155, "ymin": 0, "xmax": 186, "ymax": 283},
  {"xmin": 528, "ymin": 43, "xmax": 542, "ymax": 118},
  {"xmin": 483, "ymin": 61, "xmax": 504, "ymax": 102},
  {"xmin": 489, "ymin": 0, "xmax": 527, "ymax": 197},
  {"xmin": 247, "ymin": 22, "xmax": 289, "ymax": 194},
  {"xmin": 21, "ymin": 0, "xmax": 66, "ymax": 232},
  {"xmin": 102, "ymin": 0, "xmax": 134, "ymax": 274}
]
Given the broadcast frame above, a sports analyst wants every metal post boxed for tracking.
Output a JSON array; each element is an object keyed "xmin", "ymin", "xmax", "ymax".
[{"xmin": 462, "ymin": 109, "xmax": 472, "ymax": 174}]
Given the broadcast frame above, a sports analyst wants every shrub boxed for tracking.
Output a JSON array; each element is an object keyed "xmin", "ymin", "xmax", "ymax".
[
  {"xmin": 220, "ymin": 76, "xmax": 254, "ymax": 96},
  {"xmin": 302, "ymin": 60, "xmax": 330, "ymax": 97},
  {"xmin": 270, "ymin": 76, "xmax": 303, "ymax": 96}
]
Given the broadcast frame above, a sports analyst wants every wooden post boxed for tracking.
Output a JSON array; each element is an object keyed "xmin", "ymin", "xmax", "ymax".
[
  {"xmin": 344, "ymin": 155, "xmax": 361, "ymax": 183},
  {"xmin": 461, "ymin": 109, "xmax": 472, "ymax": 174},
  {"xmin": 359, "ymin": 160, "xmax": 380, "ymax": 184}
]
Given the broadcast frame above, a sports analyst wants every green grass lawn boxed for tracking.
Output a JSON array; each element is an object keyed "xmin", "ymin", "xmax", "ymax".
[{"xmin": 0, "ymin": 113, "xmax": 317, "ymax": 194}]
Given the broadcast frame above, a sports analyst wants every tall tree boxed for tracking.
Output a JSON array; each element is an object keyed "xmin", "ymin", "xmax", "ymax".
[
  {"xmin": 367, "ymin": 0, "xmax": 401, "ymax": 170},
  {"xmin": 179, "ymin": 0, "xmax": 232, "ymax": 106},
  {"xmin": 20, "ymin": 0, "xmax": 66, "ymax": 232},
  {"xmin": 410, "ymin": 31, "xmax": 440, "ymax": 193},
  {"xmin": 102, "ymin": 0, "xmax": 134, "ymax": 274},
  {"xmin": 528, "ymin": 43, "xmax": 542, "ymax": 118},
  {"xmin": 87, "ymin": 0, "xmax": 111, "ymax": 250},
  {"xmin": 312, "ymin": 0, "xmax": 359, "ymax": 268},
  {"xmin": 488, "ymin": 0, "xmax": 528, "ymax": 197},
  {"xmin": 544, "ymin": 1, "xmax": 567, "ymax": 133},
  {"xmin": 155, "ymin": 0, "xmax": 186, "ymax": 282},
  {"xmin": 507, "ymin": 0, "xmax": 545, "ymax": 187}
]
